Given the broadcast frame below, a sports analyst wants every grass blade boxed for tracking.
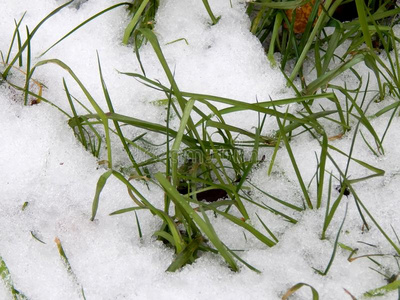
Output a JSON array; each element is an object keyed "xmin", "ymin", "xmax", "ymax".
[
  {"xmin": 201, "ymin": 0, "xmax": 220, "ymax": 25},
  {"xmin": 134, "ymin": 211, "xmax": 143, "ymax": 239},
  {"xmin": 273, "ymin": 106, "xmax": 312, "ymax": 209},
  {"xmin": 355, "ymin": 0, "xmax": 373, "ymax": 49},
  {"xmin": 122, "ymin": 0, "xmax": 150, "ymax": 44},
  {"xmin": 41, "ymin": 2, "xmax": 132, "ymax": 57},
  {"xmin": 55, "ymin": 238, "xmax": 86, "ymax": 299},
  {"xmin": 314, "ymin": 202, "xmax": 348, "ymax": 275},
  {"xmin": 5, "ymin": 13, "xmax": 26, "ymax": 64},
  {"xmin": 0, "ymin": 255, "xmax": 28, "ymax": 300},
  {"xmin": 109, "ymin": 206, "xmax": 148, "ymax": 216},
  {"xmin": 171, "ymin": 99, "xmax": 195, "ymax": 188},
  {"xmin": 282, "ymin": 282, "xmax": 319, "ymax": 300},
  {"xmin": 23, "ymin": 26, "xmax": 31, "ymax": 106},
  {"xmin": 204, "ymin": 204, "xmax": 276, "ymax": 247},
  {"xmin": 91, "ymin": 170, "xmax": 113, "ymax": 221},
  {"xmin": 225, "ymin": 244, "xmax": 262, "ymax": 274},
  {"xmin": 363, "ymin": 280, "xmax": 400, "ymax": 297},
  {"xmin": 96, "ymin": 53, "xmax": 142, "ymax": 175},
  {"xmin": 34, "ymin": 59, "xmax": 113, "ymax": 167}
]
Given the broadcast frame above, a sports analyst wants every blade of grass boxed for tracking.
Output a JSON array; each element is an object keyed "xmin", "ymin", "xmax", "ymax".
[
  {"xmin": 267, "ymin": 11, "xmax": 282, "ymax": 66},
  {"xmin": 63, "ymin": 79, "xmax": 88, "ymax": 150},
  {"xmin": 201, "ymin": 0, "xmax": 220, "ymax": 25},
  {"xmin": 122, "ymin": 0, "xmax": 150, "ymax": 44},
  {"xmin": 250, "ymin": 0, "xmax": 310, "ymax": 9},
  {"xmin": 248, "ymin": 181, "xmax": 303, "ymax": 211},
  {"xmin": 255, "ymin": 213, "xmax": 279, "ymax": 243},
  {"xmin": 40, "ymin": 2, "xmax": 132, "ymax": 57},
  {"xmin": 282, "ymin": 282, "xmax": 319, "ymax": 300},
  {"xmin": 91, "ymin": 170, "xmax": 113, "ymax": 221},
  {"xmin": 171, "ymin": 99, "xmax": 195, "ymax": 188},
  {"xmin": 350, "ymin": 187, "xmax": 400, "ymax": 255},
  {"xmin": 54, "ymin": 238, "xmax": 86, "ymax": 299},
  {"xmin": 317, "ymin": 133, "xmax": 328, "ymax": 208},
  {"xmin": 134, "ymin": 211, "xmax": 143, "ymax": 239},
  {"xmin": 304, "ymin": 54, "xmax": 365, "ymax": 95},
  {"xmin": 23, "ymin": 26, "xmax": 31, "ymax": 106},
  {"xmin": 30, "ymin": 231, "xmax": 46, "ymax": 244},
  {"xmin": 0, "ymin": 255, "xmax": 28, "ymax": 300},
  {"xmin": 289, "ymin": 0, "xmax": 334, "ymax": 82},
  {"xmin": 109, "ymin": 206, "xmax": 148, "ymax": 216},
  {"xmin": 314, "ymin": 202, "xmax": 348, "ymax": 275},
  {"xmin": 363, "ymin": 280, "xmax": 400, "ymax": 297},
  {"xmin": 5, "ymin": 13, "xmax": 26, "ymax": 64},
  {"xmin": 96, "ymin": 53, "xmax": 143, "ymax": 176},
  {"xmin": 355, "ymin": 0, "xmax": 373, "ymax": 49},
  {"xmin": 224, "ymin": 244, "xmax": 262, "ymax": 273},
  {"xmin": 34, "ymin": 59, "xmax": 113, "ymax": 167},
  {"xmin": 321, "ymin": 172, "xmax": 332, "ymax": 240},
  {"xmin": 262, "ymin": 202, "xmax": 298, "ymax": 223},
  {"xmin": 101, "ymin": 112, "xmax": 229, "ymax": 149},
  {"xmin": 273, "ymin": 105, "xmax": 313, "ymax": 209},
  {"xmin": 203, "ymin": 204, "xmax": 276, "ymax": 247}
]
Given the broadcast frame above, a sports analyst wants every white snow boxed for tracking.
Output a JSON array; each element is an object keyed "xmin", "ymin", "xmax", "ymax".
[{"xmin": 1, "ymin": 0, "xmax": 399, "ymax": 299}]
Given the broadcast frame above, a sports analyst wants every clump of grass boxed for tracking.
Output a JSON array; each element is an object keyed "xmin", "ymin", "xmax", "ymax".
[
  {"xmin": 32, "ymin": 29, "xmax": 388, "ymax": 276},
  {"xmin": 249, "ymin": 0, "xmax": 399, "ymax": 92},
  {"xmin": 28, "ymin": 25, "xmax": 397, "ymax": 276},
  {"xmin": 2, "ymin": 0, "xmax": 400, "ymax": 291}
]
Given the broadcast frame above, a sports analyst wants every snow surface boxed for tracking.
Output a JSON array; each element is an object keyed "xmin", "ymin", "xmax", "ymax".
[{"xmin": 1, "ymin": 0, "xmax": 399, "ymax": 299}]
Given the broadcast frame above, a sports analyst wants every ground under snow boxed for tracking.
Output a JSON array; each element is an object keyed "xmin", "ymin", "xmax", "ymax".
[{"xmin": 1, "ymin": 0, "xmax": 399, "ymax": 299}]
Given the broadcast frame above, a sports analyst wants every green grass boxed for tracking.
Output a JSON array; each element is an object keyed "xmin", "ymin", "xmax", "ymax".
[
  {"xmin": 1, "ymin": 0, "xmax": 400, "ymax": 298},
  {"xmin": 0, "ymin": 255, "xmax": 28, "ymax": 300},
  {"xmin": 55, "ymin": 238, "xmax": 86, "ymax": 299}
]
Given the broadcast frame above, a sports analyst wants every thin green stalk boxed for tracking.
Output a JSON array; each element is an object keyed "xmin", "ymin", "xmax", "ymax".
[
  {"xmin": 5, "ymin": 13, "xmax": 26, "ymax": 64},
  {"xmin": 321, "ymin": 173, "xmax": 333, "ymax": 239},
  {"xmin": 55, "ymin": 238, "xmax": 86, "ymax": 299},
  {"xmin": 96, "ymin": 53, "xmax": 142, "ymax": 175},
  {"xmin": 34, "ymin": 59, "xmax": 113, "ymax": 168},
  {"xmin": 317, "ymin": 133, "xmax": 327, "ymax": 208},
  {"xmin": 123, "ymin": 0, "xmax": 150, "ymax": 44},
  {"xmin": 282, "ymin": 282, "xmax": 319, "ymax": 300},
  {"xmin": 289, "ymin": 0, "xmax": 334, "ymax": 82},
  {"xmin": 273, "ymin": 106, "xmax": 313, "ymax": 209},
  {"xmin": 356, "ymin": 0, "xmax": 373, "ymax": 49},
  {"xmin": 268, "ymin": 12, "xmax": 282, "ymax": 66},
  {"xmin": 171, "ymin": 99, "xmax": 195, "ymax": 188},
  {"xmin": 314, "ymin": 202, "xmax": 348, "ymax": 275},
  {"xmin": 0, "ymin": 255, "xmax": 28, "ymax": 300},
  {"xmin": 63, "ymin": 79, "xmax": 88, "ymax": 150},
  {"xmin": 202, "ymin": 0, "xmax": 220, "ymax": 25},
  {"xmin": 23, "ymin": 26, "xmax": 31, "ymax": 106},
  {"xmin": 40, "ymin": 2, "xmax": 132, "ymax": 57}
]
